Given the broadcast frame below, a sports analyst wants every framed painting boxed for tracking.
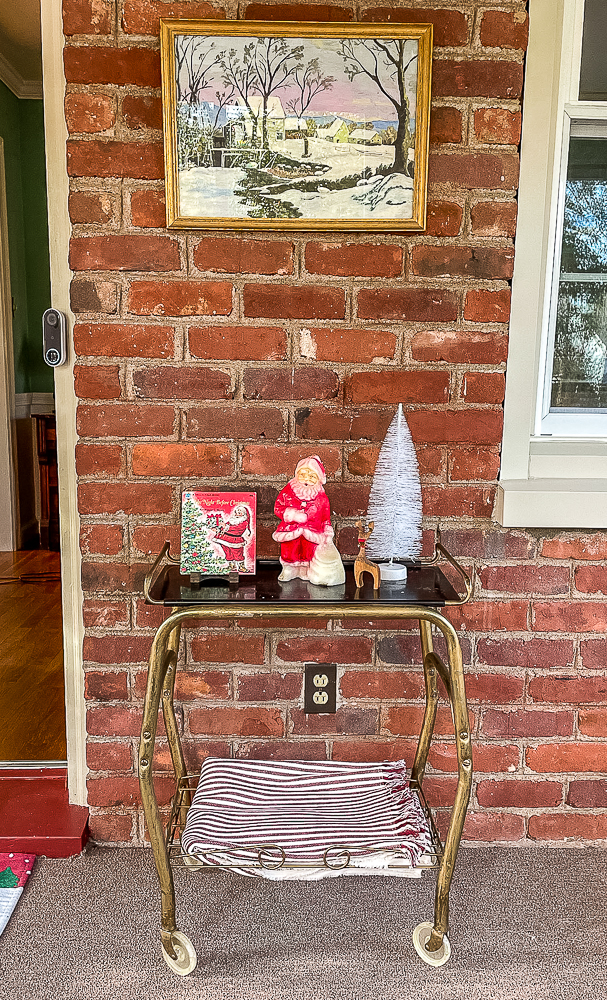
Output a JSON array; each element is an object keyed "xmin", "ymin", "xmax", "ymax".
[{"xmin": 160, "ymin": 20, "xmax": 433, "ymax": 231}]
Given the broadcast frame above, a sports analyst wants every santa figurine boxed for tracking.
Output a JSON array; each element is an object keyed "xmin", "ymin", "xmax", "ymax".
[
  {"xmin": 273, "ymin": 456, "xmax": 345, "ymax": 586},
  {"xmin": 211, "ymin": 503, "xmax": 251, "ymax": 570}
]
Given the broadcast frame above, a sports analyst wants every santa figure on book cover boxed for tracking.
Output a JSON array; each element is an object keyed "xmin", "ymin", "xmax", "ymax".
[
  {"xmin": 212, "ymin": 504, "xmax": 252, "ymax": 567},
  {"xmin": 273, "ymin": 456, "xmax": 345, "ymax": 586}
]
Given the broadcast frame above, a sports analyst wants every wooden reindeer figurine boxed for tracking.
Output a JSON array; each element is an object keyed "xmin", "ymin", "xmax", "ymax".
[{"xmin": 354, "ymin": 520, "xmax": 380, "ymax": 590}]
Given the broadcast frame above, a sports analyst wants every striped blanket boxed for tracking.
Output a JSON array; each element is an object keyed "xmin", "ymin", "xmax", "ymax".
[{"xmin": 180, "ymin": 758, "xmax": 433, "ymax": 880}]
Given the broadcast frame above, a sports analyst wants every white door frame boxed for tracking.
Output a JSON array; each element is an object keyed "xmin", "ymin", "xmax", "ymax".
[
  {"xmin": 0, "ymin": 138, "xmax": 18, "ymax": 551},
  {"xmin": 40, "ymin": 0, "xmax": 86, "ymax": 804}
]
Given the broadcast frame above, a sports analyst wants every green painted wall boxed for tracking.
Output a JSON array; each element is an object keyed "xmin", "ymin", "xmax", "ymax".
[{"xmin": 0, "ymin": 81, "xmax": 52, "ymax": 394}]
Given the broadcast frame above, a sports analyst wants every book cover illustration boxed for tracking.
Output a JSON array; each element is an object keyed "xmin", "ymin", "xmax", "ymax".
[{"xmin": 180, "ymin": 492, "xmax": 257, "ymax": 576}]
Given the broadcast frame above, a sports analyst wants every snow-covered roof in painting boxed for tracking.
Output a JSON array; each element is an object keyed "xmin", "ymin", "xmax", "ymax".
[
  {"xmin": 285, "ymin": 117, "xmax": 307, "ymax": 130},
  {"xmin": 318, "ymin": 118, "xmax": 347, "ymax": 136},
  {"xmin": 349, "ymin": 128, "xmax": 381, "ymax": 141}
]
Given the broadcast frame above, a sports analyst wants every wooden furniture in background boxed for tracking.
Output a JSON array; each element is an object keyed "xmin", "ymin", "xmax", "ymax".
[{"xmin": 34, "ymin": 415, "xmax": 59, "ymax": 551}]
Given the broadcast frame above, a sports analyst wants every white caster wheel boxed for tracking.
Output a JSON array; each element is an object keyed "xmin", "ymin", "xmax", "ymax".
[
  {"xmin": 161, "ymin": 931, "xmax": 197, "ymax": 976},
  {"xmin": 412, "ymin": 922, "xmax": 451, "ymax": 967},
  {"xmin": 182, "ymin": 852, "xmax": 205, "ymax": 871}
]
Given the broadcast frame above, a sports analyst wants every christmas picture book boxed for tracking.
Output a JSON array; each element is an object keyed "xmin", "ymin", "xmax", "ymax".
[{"xmin": 180, "ymin": 492, "xmax": 257, "ymax": 576}]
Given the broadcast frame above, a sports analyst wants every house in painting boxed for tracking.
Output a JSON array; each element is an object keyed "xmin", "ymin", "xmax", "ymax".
[
  {"xmin": 242, "ymin": 95, "xmax": 286, "ymax": 142},
  {"xmin": 348, "ymin": 128, "xmax": 382, "ymax": 145},
  {"xmin": 284, "ymin": 116, "xmax": 308, "ymax": 138},
  {"xmin": 317, "ymin": 117, "xmax": 350, "ymax": 143}
]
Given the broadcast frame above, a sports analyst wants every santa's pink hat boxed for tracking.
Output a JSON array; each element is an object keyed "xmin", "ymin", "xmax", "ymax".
[{"xmin": 295, "ymin": 455, "xmax": 326, "ymax": 484}]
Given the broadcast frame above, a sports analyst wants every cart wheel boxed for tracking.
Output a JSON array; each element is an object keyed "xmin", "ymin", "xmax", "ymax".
[
  {"xmin": 161, "ymin": 931, "xmax": 197, "ymax": 976},
  {"xmin": 412, "ymin": 922, "xmax": 451, "ymax": 967}
]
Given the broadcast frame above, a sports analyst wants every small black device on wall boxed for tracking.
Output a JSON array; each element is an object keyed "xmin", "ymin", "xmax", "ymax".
[{"xmin": 42, "ymin": 309, "xmax": 67, "ymax": 367}]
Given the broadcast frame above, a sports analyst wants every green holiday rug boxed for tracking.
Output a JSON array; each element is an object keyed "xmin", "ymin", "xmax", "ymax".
[{"xmin": 0, "ymin": 853, "xmax": 35, "ymax": 936}]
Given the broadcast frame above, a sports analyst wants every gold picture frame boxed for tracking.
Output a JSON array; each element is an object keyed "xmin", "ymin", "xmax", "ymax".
[{"xmin": 160, "ymin": 19, "xmax": 433, "ymax": 231}]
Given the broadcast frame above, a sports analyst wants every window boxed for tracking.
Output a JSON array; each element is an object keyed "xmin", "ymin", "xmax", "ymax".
[{"xmin": 497, "ymin": 0, "xmax": 607, "ymax": 527}]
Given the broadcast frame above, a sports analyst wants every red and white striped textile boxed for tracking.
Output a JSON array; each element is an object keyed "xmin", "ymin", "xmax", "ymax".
[{"xmin": 181, "ymin": 758, "xmax": 433, "ymax": 880}]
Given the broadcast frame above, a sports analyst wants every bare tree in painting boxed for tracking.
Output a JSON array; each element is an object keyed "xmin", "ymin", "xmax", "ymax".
[
  {"xmin": 285, "ymin": 58, "xmax": 335, "ymax": 157},
  {"xmin": 175, "ymin": 36, "xmax": 217, "ymax": 105},
  {"xmin": 220, "ymin": 43, "xmax": 262, "ymax": 146},
  {"xmin": 250, "ymin": 38, "xmax": 304, "ymax": 149},
  {"xmin": 339, "ymin": 38, "xmax": 418, "ymax": 174}
]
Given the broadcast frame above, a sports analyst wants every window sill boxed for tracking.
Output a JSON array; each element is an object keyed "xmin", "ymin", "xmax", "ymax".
[{"xmin": 496, "ymin": 479, "xmax": 607, "ymax": 528}]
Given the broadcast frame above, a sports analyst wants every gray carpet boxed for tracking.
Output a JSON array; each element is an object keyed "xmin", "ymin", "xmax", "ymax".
[{"xmin": 0, "ymin": 846, "xmax": 605, "ymax": 999}]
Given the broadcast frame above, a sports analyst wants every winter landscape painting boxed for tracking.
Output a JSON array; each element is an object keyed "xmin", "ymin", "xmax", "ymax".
[{"xmin": 160, "ymin": 20, "xmax": 433, "ymax": 230}]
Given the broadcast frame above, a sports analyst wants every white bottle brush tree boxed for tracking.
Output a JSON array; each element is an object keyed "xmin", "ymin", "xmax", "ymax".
[{"xmin": 366, "ymin": 404, "xmax": 422, "ymax": 581}]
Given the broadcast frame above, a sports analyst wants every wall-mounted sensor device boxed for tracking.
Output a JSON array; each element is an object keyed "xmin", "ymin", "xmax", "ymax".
[{"xmin": 42, "ymin": 308, "xmax": 67, "ymax": 367}]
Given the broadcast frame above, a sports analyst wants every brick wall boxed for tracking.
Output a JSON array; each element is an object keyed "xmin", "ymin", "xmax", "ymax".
[{"xmin": 65, "ymin": 0, "xmax": 607, "ymax": 847}]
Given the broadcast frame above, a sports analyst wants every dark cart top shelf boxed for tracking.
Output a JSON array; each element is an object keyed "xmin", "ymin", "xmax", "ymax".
[{"xmin": 147, "ymin": 561, "xmax": 461, "ymax": 607}]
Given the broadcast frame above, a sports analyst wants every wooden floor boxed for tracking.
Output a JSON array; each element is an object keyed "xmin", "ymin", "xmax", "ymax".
[{"xmin": 0, "ymin": 550, "xmax": 66, "ymax": 762}]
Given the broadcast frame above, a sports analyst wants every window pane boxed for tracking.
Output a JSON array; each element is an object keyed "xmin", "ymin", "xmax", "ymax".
[
  {"xmin": 551, "ymin": 137, "xmax": 607, "ymax": 411},
  {"xmin": 579, "ymin": 0, "xmax": 607, "ymax": 100}
]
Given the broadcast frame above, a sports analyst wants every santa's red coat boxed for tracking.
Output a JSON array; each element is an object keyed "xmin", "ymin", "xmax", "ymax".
[
  {"xmin": 272, "ymin": 483, "xmax": 332, "ymax": 565},
  {"xmin": 214, "ymin": 517, "xmax": 249, "ymax": 562}
]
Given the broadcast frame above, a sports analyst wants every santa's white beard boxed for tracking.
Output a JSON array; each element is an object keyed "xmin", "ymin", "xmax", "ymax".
[{"xmin": 290, "ymin": 479, "xmax": 323, "ymax": 501}]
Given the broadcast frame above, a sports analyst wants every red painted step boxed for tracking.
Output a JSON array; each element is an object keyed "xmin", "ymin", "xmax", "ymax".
[{"xmin": 0, "ymin": 769, "xmax": 89, "ymax": 858}]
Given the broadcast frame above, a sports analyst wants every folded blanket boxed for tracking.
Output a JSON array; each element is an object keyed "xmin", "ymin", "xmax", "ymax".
[{"xmin": 180, "ymin": 758, "xmax": 433, "ymax": 880}]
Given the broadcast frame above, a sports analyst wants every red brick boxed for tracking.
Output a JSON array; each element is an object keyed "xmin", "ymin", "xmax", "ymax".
[
  {"xmin": 237, "ymin": 673, "xmax": 302, "ymax": 701},
  {"xmin": 76, "ymin": 442, "xmax": 122, "ymax": 476},
  {"xmin": 69, "ymin": 191, "xmax": 116, "ymax": 225},
  {"xmin": 332, "ymin": 740, "xmax": 418, "ymax": 764},
  {"xmin": 244, "ymin": 4, "xmax": 352, "ymax": 23},
  {"xmin": 188, "ymin": 706, "xmax": 283, "ymax": 737},
  {"xmin": 84, "ymin": 635, "xmax": 152, "ymax": 665},
  {"xmin": 301, "ymin": 327, "xmax": 397, "ymax": 364},
  {"xmin": 64, "ymin": 46, "xmax": 160, "ymax": 87},
  {"xmin": 85, "ymin": 670, "xmax": 129, "ymax": 701},
  {"xmin": 86, "ymin": 741, "xmax": 133, "ymax": 772},
  {"xmin": 404, "ymin": 408, "xmax": 499, "ymax": 446},
  {"xmin": 185, "ymin": 406, "xmax": 284, "ymax": 441},
  {"xmin": 411, "ymin": 246, "xmax": 514, "ymax": 280},
  {"xmin": 243, "ymin": 367, "xmax": 339, "ymax": 401},
  {"xmin": 543, "ymin": 534, "xmax": 607, "ymax": 560},
  {"xmin": 81, "ymin": 562, "xmax": 141, "ymax": 593},
  {"xmin": 241, "ymin": 444, "xmax": 340, "ymax": 477},
  {"xmin": 430, "ymin": 106, "xmax": 463, "ymax": 145},
  {"xmin": 477, "ymin": 779, "xmax": 562, "ymax": 809},
  {"xmin": 121, "ymin": 95, "xmax": 162, "ymax": 131},
  {"xmin": 244, "ymin": 284, "xmax": 345, "ymax": 320},
  {"xmin": 377, "ymin": 633, "xmax": 472, "ymax": 665},
  {"xmin": 295, "ymin": 406, "xmax": 393, "ymax": 443},
  {"xmin": 130, "ymin": 189, "xmax": 165, "ymax": 227},
  {"xmin": 429, "ymin": 742, "xmax": 519, "ymax": 773},
  {"xmin": 411, "ymin": 329, "xmax": 508, "ymax": 364},
  {"xmin": 461, "ymin": 371, "xmax": 505, "ymax": 404},
  {"xmin": 470, "ymin": 200, "xmax": 518, "ymax": 237},
  {"xmin": 430, "ymin": 152, "xmax": 519, "ymax": 190},
  {"xmin": 80, "ymin": 524, "xmax": 125, "ymax": 556},
  {"xmin": 532, "ymin": 602, "xmax": 607, "ymax": 633},
  {"xmin": 357, "ymin": 287, "xmax": 458, "ymax": 322},
  {"xmin": 128, "ymin": 281, "xmax": 231, "ymax": 316},
  {"xmin": 65, "ymin": 93, "xmax": 116, "ymax": 134},
  {"xmin": 70, "ymin": 235, "xmax": 179, "ymax": 271},
  {"xmin": 290, "ymin": 706, "xmax": 378, "ymax": 736},
  {"xmin": 340, "ymin": 669, "xmax": 424, "ymax": 700},
  {"xmin": 277, "ymin": 637, "xmax": 373, "ymax": 664},
  {"xmin": 458, "ymin": 812, "xmax": 525, "ymax": 843},
  {"xmin": 482, "ymin": 709, "xmax": 573, "ymax": 738},
  {"xmin": 325, "ymin": 482, "xmax": 370, "ymax": 516},
  {"xmin": 89, "ymin": 814, "xmax": 134, "ymax": 844},
  {"xmin": 579, "ymin": 709, "xmax": 607, "ymax": 737},
  {"xmin": 194, "ymin": 238, "xmax": 293, "ymax": 275},
  {"xmin": 132, "ymin": 366, "xmax": 232, "ymax": 400},
  {"xmin": 474, "ymin": 108, "xmax": 522, "ymax": 145},
  {"xmin": 77, "ymin": 403, "xmax": 175, "ymax": 438},
  {"xmin": 529, "ymin": 675, "xmax": 607, "ymax": 705},
  {"xmin": 528, "ymin": 814, "xmax": 607, "ymax": 841},
  {"xmin": 421, "ymin": 777, "xmax": 459, "ymax": 809},
  {"xmin": 567, "ymin": 779, "xmax": 607, "ymax": 808},
  {"xmin": 425, "ymin": 200, "xmax": 464, "ymax": 237},
  {"xmin": 477, "ymin": 637, "xmax": 574, "ymax": 669},
  {"xmin": 423, "ymin": 485, "xmax": 495, "ymax": 518},
  {"xmin": 174, "ymin": 671, "xmax": 230, "ymax": 701},
  {"xmin": 449, "ymin": 448, "xmax": 500, "ymax": 482},
  {"xmin": 134, "ymin": 601, "xmax": 171, "ymax": 629},
  {"xmin": 305, "ymin": 242, "xmax": 402, "ymax": 278},
  {"xmin": 580, "ymin": 639, "xmax": 607, "ymax": 669},
  {"xmin": 346, "ymin": 445, "xmax": 379, "ymax": 477},
  {"xmin": 382, "ymin": 705, "xmax": 470, "ymax": 737},
  {"xmin": 63, "ymin": 0, "xmax": 112, "ymax": 35},
  {"xmin": 462, "ymin": 672, "xmax": 525, "ymax": 703},
  {"xmin": 71, "ymin": 278, "xmax": 118, "ymax": 314},
  {"xmin": 87, "ymin": 775, "xmax": 174, "ymax": 808},
  {"xmin": 189, "ymin": 326, "xmax": 286, "ymax": 361},
  {"xmin": 441, "ymin": 527, "xmax": 536, "ymax": 561},
  {"xmin": 190, "ymin": 634, "xmax": 265, "ymax": 665},
  {"xmin": 344, "ymin": 371, "xmax": 449, "ymax": 406},
  {"xmin": 479, "ymin": 565, "xmax": 569, "ymax": 596},
  {"xmin": 575, "ymin": 565, "xmax": 607, "ymax": 595},
  {"xmin": 433, "ymin": 60, "xmax": 523, "ymax": 99},
  {"xmin": 74, "ymin": 322, "xmax": 174, "ymax": 358},
  {"xmin": 122, "ymin": 0, "xmax": 225, "ymax": 34},
  {"xmin": 75, "ymin": 365, "xmax": 121, "ymax": 400},
  {"xmin": 82, "ymin": 597, "xmax": 129, "ymax": 628},
  {"xmin": 132, "ymin": 442, "xmax": 233, "ymax": 477},
  {"xmin": 132, "ymin": 525, "xmax": 180, "ymax": 557},
  {"xmin": 67, "ymin": 140, "xmax": 163, "ymax": 180},
  {"xmin": 78, "ymin": 482, "xmax": 173, "ymax": 515},
  {"xmin": 464, "ymin": 289, "xmax": 511, "ymax": 323},
  {"xmin": 481, "ymin": 10, "xmax": 529, "ymax": 50},
  {"xmin": 87, "ymin": 705, "xmax": 142, "ymax": 737},
  {"xmin": 361, "ymin": 7, "xmax": 469, "ymax": 46},
  {"xmin": 235, "ymin": 741, "xmax": 328, "ymax": 761}
]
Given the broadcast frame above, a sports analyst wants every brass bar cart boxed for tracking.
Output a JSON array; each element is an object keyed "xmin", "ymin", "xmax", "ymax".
[{"xmin": 139, "ymin": 531, "xmax": 472, "ymax": 976}]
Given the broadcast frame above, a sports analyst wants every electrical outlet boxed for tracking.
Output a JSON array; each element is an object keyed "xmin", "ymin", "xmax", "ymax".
[{"xmin": 304, "ymin": 662, "xmax": 337, "ymax": 714}]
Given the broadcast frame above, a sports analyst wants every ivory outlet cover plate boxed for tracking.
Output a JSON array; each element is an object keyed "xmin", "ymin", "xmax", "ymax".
[{"xmin": 304, "ymin": 662, "xmax": 337, "ymax": 714}]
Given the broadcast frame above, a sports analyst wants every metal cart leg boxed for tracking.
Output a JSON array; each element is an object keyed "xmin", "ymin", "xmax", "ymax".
[{"xmin": 411, "ymin": 618, "xmax": 439, "ymax": 786}]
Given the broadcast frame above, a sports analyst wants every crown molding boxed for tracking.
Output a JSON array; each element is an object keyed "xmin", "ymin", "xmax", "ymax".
[{"xmin": 0, "ymin": 49, "xmax": 42, "ymax": 99}]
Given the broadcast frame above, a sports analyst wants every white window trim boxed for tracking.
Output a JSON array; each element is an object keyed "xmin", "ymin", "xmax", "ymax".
[{"xmin": 496, "ymin": 0, "xmax": 607, "ymax": 527}]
